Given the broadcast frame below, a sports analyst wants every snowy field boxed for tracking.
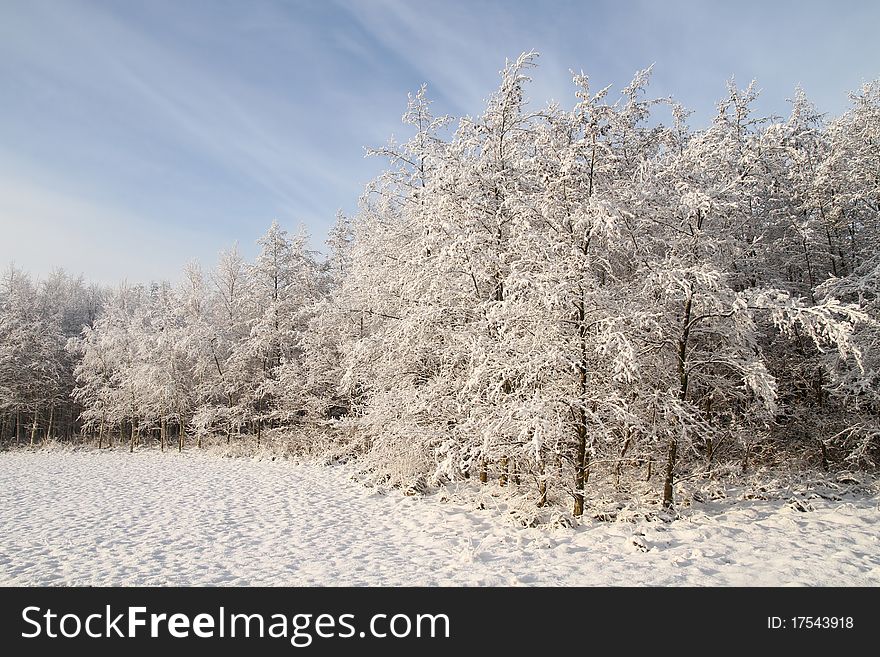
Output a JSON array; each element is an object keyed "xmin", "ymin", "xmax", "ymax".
[{"xmin": 1, "ymin": 451, "xmax": 879, "ymax": 586}]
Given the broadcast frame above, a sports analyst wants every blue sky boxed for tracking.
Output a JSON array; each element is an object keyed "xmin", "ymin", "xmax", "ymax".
[{"xmin": 1, "ymin": 0, "xmax": 878, "ymax": 284}]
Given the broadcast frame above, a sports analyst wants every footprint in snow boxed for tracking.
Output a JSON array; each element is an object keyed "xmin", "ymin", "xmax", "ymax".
[{"xmin": 631, "ymin": 536, "xmax": 650, "ymax": 552}]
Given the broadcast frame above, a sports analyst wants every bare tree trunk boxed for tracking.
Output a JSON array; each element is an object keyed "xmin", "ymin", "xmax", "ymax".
[
  {"xmin": 662, "ymin": 438, "xmax": 677, "ymax": 508},
  {"xmin": 178, "ymin": 421, "xmax": 185, "ymax": 453},
  {"xmin": 499, "ymin": 455, "xmax": 508, "ymax": 486},
  {"xmin": 45, "ymin": 403, "xmax": 54, "ymax": 445},
  {"xmin": 537, "ymin": 461, "xmax": 547, "ymax": 507},
  {"xmin": 573, "ymin": 297, "xmax": 591, "ymax": 517},
  {"xmin": 573, "ymin": 420, "xmax": 588, "ymax": 516},
  {"xmin": 160, "ymin": 418, "xmax": 166, "ymax": 452},
  {"xmin": 29, "ymin": 408, "xmax": 38, "ymax": 447},
  {"xmin": 130, "ymin": 392, "xmax": 138, "ymax": 451},
  {"xmin": 256, "ymin": 398, "xmax": 262, "ymax": 448},
  {"xmin": 645, "ymin": 457, "xmax": 653, "ymax": 481},
  {"xmin": 664, "ymin": 289, "xmax": 693, "ymax": 508},
  {"xmin": 98, "ymin": 413, "xmax": 105, "ymax": 449},
  {"xmin": 16, "ymin": 410, "xmax": 21, "ymax": 443},
  {"xmin": 479, "ymin": 458, "xmax": 488, "ymax": 484},
  {"xmin": 615, "ymin": 435, "xmax": 632, "ymax": 488}
]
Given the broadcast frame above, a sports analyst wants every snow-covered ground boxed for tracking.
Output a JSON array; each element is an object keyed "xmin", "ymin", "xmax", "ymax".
[{"xmin": 1, "ymin": 450, "xmax": 878, "ymax": 586}]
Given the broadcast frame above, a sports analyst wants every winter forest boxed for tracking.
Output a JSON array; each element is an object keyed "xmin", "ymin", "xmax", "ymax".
[{"xmin": 2, "ymin": 54, "xmax": 879, "ymax": 517}]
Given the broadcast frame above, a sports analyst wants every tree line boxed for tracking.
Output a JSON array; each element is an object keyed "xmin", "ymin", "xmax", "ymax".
[{"xmin": 2, "ymin": 54, "xmax": 878, "ymax": 514}]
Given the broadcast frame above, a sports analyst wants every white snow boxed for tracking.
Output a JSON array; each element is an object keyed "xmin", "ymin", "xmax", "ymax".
[{"xmin": 1, "ymin": 451, "xmax": 879, "ymax": 586}]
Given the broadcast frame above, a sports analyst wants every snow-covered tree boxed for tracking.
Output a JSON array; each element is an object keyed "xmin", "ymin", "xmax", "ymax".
[{"xmin": 7, "ymin": 57, "xmax": 879, "ymax": 520}]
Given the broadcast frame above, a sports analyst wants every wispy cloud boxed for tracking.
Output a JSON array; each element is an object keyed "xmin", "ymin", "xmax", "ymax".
[
  {"xmin": 0, "ymin": 0, "xmax": 396, "ymax": 278},
  {"xmin": 5, "ymin": 0, "xmax": 353, "ymax": 214},
  {"xmin": 1, "ymin": 0, "xmax": 877, "ymax": 283},
  {"xmin": 0, "ymin": 167, "xmax": 205, "ymax": 285}
]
